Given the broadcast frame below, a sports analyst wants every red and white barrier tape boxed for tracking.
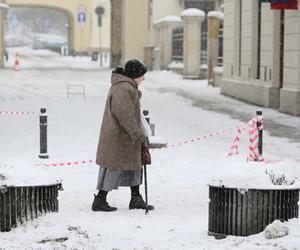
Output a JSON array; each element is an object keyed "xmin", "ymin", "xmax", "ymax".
[
  {"xmin": 37, "ymin": 160, "xmax": 94, "ymax": 167},
  {"xmin": 227, "ymin": 126, "xmax": 244, "ymax": 157},
  {"xmin": 151, "ymin": 128, "xmax": 233, "ymax": 151},
  {"xmin": 228, "ymin": 116, "xmax": 264, "ymax": 161},
  {"xmin": 0, "ymin": 110, "xmax": 39, "ymax": 116},
  {"xmin": 36, "ymin": 123, "xmax": 300, "ymax": 167},
  {"xmin": 36, "ymin": 157, "xmax": 300, "ymax": 168},
  {"xmin": 37, "ymin": 128, "xmax": 235, "ymax": 167},
  {"xmin": 263, "ymin": 158, "xmax": 283, "ymax": 164}
]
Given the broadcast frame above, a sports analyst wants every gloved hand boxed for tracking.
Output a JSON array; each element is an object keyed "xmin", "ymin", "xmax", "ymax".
[{"xmin": 141, "ymin": 143, "xmax": 151, "ymax": 165}]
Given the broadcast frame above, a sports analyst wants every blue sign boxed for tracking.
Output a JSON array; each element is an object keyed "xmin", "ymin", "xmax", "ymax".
[
  {"xmin": 44, "ymin": 19, "xmax": 52, "ymax": 28},
  {"xmin": 78, "ymin": 12, "xmax": 86, "ymax": 23},
  {"xmin": 11, "ymin": 15, "xmax": 18, "ymax": 28}
]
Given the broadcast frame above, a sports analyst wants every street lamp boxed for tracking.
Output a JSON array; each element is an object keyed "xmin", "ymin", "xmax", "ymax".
[
  {"xmin": 0, "ymin": 1, "xmax": 9, "ymax": 68},
  {"xmin": 64, "ymin": 23, "xmax": 69, "ymax": 56},
  {"xmin": 95, "ymin": 6, "xmax": 105, "ymax": 66}
]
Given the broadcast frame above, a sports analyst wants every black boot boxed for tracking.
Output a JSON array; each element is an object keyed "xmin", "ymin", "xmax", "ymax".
[
  {"xmin": 92, "ymin": 191, "xmax": 117, "ymax": 212},
  {"xmin": 129, "ymin": 194, "xmax": 154, "ymax": 211}
]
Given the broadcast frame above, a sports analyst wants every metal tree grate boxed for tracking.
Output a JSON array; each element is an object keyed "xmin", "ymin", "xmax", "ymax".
[
  {"xmin": 208, "ymin": 185, "xmax": 299, "ymax": 238},
  {"xmin": 0, "ymin": 183, "xmax": 63, "ymax": 232}
]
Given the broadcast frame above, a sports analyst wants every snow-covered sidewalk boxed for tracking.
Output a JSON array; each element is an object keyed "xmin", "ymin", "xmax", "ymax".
[{"xmin": 1, "ymin": 49, "xmax": 300, "ymax": 249}]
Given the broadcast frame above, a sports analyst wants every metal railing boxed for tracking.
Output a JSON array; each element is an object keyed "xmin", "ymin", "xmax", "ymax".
[
  {"xmin": 218, "ymin": 27, "xmax": 223, "ymax": 67},
  {"xmin": 201, "ymin": 31, "xmax": 208, "ymax": 66},
  {"xmin": 172, "ymin": 27, "xmax": 183, "ymax": 62},
  {"xmin": 208, "ymin": 185, "xmax": 299, "ymax": 238}
]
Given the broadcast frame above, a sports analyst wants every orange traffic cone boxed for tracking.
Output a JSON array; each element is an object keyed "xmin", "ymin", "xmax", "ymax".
[{"xmin": 14, "ymin": 52, "xmax": 20, "ymax": 71}]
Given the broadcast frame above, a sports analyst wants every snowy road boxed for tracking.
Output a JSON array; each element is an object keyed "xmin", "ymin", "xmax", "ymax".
[{"xmin": 1, "ymin": 48, "xmax": 300, "ymax": 250}]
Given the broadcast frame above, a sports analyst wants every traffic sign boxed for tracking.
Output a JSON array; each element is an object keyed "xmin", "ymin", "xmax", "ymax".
[
  {"xmin": 271, "ymin": 0, "xmax": 298, "ymax": 9},
  {"xmin": 78, "ymin": 12, "xmax": 86, "ymax": 23},
  {"xmin": 259, "ymin": 0, "xmax": 293, "ymax": 2},
  {"xmin": 95, "ymin": 6, "xmax": 105, "ymax": 16}
]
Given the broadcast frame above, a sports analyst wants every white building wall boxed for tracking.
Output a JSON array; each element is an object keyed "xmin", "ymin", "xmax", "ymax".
[
  {"xmin": 280, "ymin": 8, "xmax": 300, "ymax": 115},
  {"xmin": 152, "ymin": 0, "xmax": 182, "ymax": 22},
  {"xmin": 283, "ymin": 10, "xmax": 299, "ymax": 90},
  {"xmin": 0, "ymin": 11, "xmax": 4, "ymax": 68},
  {"xmin": 222, "ymin": 0, "xmax": 300, "ymax": 115},
  {"xmin": 223, "ymin": 0, "xmax": 235, "ymax": 77},
  {"xmin": 149, "ymin": 0, "xmax": 183, "ymax": 47},
  {"xmin": 240, "ymin": 0, "xmax": 253, "ymax": 79},
  {"xmin": 259, "ymin": 4, "xmax": 274, "ymax": 82}
]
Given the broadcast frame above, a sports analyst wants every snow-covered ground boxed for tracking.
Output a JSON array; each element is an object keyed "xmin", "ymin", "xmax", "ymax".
[{"xmin": 0, "ymin": 48, "xmax": 300, "ymax": 250}]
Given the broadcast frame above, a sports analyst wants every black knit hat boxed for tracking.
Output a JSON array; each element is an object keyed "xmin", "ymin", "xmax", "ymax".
[{"xmin": 124, "ymin": 59, "xmax": 147, "ymax": 79}]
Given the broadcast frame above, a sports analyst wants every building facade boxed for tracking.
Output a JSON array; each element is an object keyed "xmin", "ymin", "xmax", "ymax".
[
  {"xmin": 222, "ymin": 0, "xmax": 300, "ymax": 116},
  {"xmin": 110, "ymin": 0, "xmax": 183, "ymax": 67}
]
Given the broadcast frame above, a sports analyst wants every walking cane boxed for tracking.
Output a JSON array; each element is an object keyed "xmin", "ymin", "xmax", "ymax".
[
  {"xmin": 142, "ymin": 110, "xmax": 151, "ymax": 214},
  {"xmin": 144, "ymin": 163, "xmax": 149, "ymax": 214}
]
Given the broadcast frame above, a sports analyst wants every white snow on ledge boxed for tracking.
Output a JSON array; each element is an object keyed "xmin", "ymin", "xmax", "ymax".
[
  {"xmin": 181, "ymin": 8, "xmax": 205, "ymax": 17},
  {"xmin": 0, "ymin": 3, "xmax": 9, "ymax": 9},
  {"xmin": 168, "ymin": 61, "xmax": 184, "ymax": 69},
  {"xmin": 201, "ymin": 64, "xmax": 208, "ymax": 70},
  {"xmin": 214, "ymin": 66, "xmax": 223, "ymax": 73},
  {"xmin": 207, "ymin": 11, "xmax": 224, "ymax": 20},
  {"xmin": 154, "ymin": 15, "xmax": 181, "ymax": 24}
]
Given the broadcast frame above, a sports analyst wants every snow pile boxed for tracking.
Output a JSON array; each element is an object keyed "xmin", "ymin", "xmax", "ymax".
[
  {"xmin": 214, "ymin": 66, "xmax": 223, "ymax": 73},
  {"xmin": 168, "ymin": 61, "xmax": 184, "ymax": 69},
  {"xmin": 207, "ymin": 11, "xmax": 224, "ymax": 20},
  {"xmin": 33, "ymin": 33, "xmax": 67, "ymax": 44},
  {"xmin": 0, "ymin": 2, "xmax": 9, "ymax": 9},
  {"xmin": 264, "ymin": 220, "xmax": 289, "ymax": 239},
  {"xmin": 201, "ymin": 64, "xmax": 208, "ymax": 69},
  {"xmin": 149, "ymin": 136, "xmax": 167, "ymax": 149},
  {"xmin": 0, "ymin": 217, "xmax": 101, "ymax": 250},
  {"xmin": 0, "ymin": 163, "xmax": 61, "ymax": 186},
  {"xmin": 181, "ymin": 8, "xmax": 206, "ymax": 18},
  {"xmin": 209, "ymin": 158, "xmax": 300, "ymax": 189},
  {"xmin": 0, "ymin": 172, "xmax": 7, "ymax": 180},
  {"xmin": 154, "ymin": 15, "xmax": 181, "ymax": 24}
]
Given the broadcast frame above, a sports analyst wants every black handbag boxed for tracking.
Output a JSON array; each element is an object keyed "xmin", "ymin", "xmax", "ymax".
[{"xmin": 141, "ymin": 144, "xmax": 151, "ymax": 165}]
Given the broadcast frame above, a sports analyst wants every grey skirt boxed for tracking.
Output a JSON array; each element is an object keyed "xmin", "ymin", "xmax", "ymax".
[{"xmin": 96, "ymin": 166, "xmax": 143, "ymax": 191}]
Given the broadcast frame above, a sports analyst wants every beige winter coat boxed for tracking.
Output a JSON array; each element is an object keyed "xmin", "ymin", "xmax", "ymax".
[{"xmin": 96, "ymin": 73, "xmax": 147, "ymax": 170}]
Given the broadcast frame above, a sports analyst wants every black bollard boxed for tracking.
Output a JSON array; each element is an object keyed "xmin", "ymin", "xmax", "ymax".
[
  {"xmin": 39, "ymin": 108, "xmax": 49, "ymax": 159},
  {"xmin": 143, "ymin": 109, "xmax": 155, "ymax": 136},
  {"xmin": 143, "ymin": 110, "xmax": 150, "ymax": 124},
  {"xmin": 256, "ymin": 110, "xmax": 263, "ymax": 156},
  {"xmin": 100, "ymin": 53, "xmax": 103, "ymax": 67}
]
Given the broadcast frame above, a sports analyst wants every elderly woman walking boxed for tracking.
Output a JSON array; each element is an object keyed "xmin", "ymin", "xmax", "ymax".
[{"xmin": 92, "ymin": 59, "xmax": 154, "ymax": 212}]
